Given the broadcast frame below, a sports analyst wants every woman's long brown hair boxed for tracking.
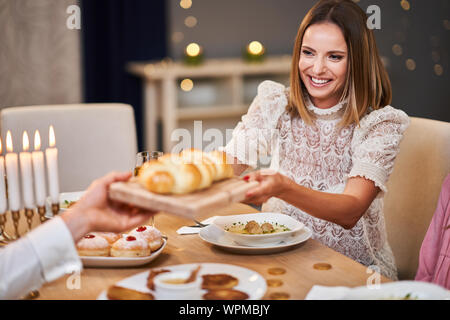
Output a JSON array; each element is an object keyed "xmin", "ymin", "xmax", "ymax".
[{"xmin": 288, "ymin": 0, "xmax": 392, "ymax": 127}]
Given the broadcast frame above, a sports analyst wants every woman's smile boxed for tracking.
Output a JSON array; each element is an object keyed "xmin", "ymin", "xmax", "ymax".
[{"xmin": 299, "ymin": 22, "xmax": 348, "ymax": 109}]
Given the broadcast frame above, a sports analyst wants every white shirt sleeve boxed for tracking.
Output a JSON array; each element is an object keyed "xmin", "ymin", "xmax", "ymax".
[
  {"xmin": 221, "ymin": 80, "xmax": 288, "ymax": 168},
  {"xmin": 0, "ymin": 216, "xmax": 82, "ymax": 300},
  {"xmin": 349, "ymin": 106, "xmax": 410, "ymax": 192}
]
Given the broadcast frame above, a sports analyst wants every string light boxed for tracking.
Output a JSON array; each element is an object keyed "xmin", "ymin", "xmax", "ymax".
[
  {"xmin": 434, "ymin": 64, "xmax": 444, "ymax": 76},
  {"xmin": 186, "ymin": 43, "xmax": 201, "ymax": 57},
  {"xmin": 406, "ymin": 59, "xmax": 416, "ymax": 71},
  {"xmin": 184, "ymin": 16, "xmax": 198, "ymax": 28},
  {"xmin": 392, "ymin": 44, "xmax": 403, "ymax": 56},
  {"xmin": 400, "ymin": 0, "xmax": 410, "ymax": 11},
  {"xmin": 180, "ymin": 0, "xmax": 192, "ymax": 9},
  {"xmin": 180, "ymin": 79, "xmax": 194, "ymax": 92}
]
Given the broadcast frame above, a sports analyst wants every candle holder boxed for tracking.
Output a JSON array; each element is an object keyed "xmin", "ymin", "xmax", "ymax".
[
  {"xmin": 37, "ymin": 206, "xmax": 47, "ymax": 223},
  {"xmin": 0, "ymin": 213, "xmax": 13, "ymax": 243},
  {"xmin": 11, "ymin": 210, "xmax": 21, "ymax": 239},
  {"xmin": 51, "ymin": 203, "xmax": 60, "ymax": 216},
  {"xmin": 24, "ymin": 208, "xmax": 35, "ymax": 230},
  {"xmin": 243, "ymin": 41, "xmax": 266, "ymax": 63}
]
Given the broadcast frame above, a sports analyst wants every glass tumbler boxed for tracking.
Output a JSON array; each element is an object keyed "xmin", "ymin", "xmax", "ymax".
[{"xmin": 134, "ymin": 151, "xmax": 163, "ymax": 227}]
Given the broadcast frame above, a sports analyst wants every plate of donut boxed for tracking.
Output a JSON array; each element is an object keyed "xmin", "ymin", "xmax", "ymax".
[
  {"xmin": 97, "ymin": 263, "xmax": 267, "ymax": 300},
  {"xmin": 76, "ymin": 225, "xmax": 167, "ymax": 267}
]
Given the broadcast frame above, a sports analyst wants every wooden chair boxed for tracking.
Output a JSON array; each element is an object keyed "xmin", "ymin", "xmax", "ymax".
[
  {"xmin": 1, "ymin": 104, "xmax": 138, "ymax": 192},
  {"xmin": 384, "ymin": 117, "xmax": 450, "ymax": 280}
]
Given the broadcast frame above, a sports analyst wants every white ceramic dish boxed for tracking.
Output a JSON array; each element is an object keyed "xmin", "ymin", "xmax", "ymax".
[
  {"xmin": 97, "ymin": 263, "xmax": 267, "ymax": 300},
  {"xmin": 305, "ymin": 281, "xmax": 450, "ymax": 300},
  {"xmin": 80, "ymin": 238, "xmax": 167, "ymax": 268},
  {"xmin": 153, "ymin": 270, "xmax": 202, "ymax": 300},
  {"xmin": 45, "ymin": 191, "xmax": 84, "ymax": 218},
  {"xmin": 199, "ymin": 224, "xmax": 311, "ymax": 254},
  {"xmin": 212, "ymin": 212, "xmax": 304, "ymax": 246},
  {"xmin": 343, "ymin": 281, "xmax": 450, "ymax": 300}
]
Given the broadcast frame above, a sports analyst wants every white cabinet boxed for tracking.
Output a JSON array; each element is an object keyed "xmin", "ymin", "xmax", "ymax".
[{"xmin": 127, "ymin": 55, "xmax": 291, "ymax": 153}]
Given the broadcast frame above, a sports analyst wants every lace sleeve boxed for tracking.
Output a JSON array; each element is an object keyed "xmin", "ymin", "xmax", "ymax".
[
  {"xmin": 348, "ymin": 106, "xmax": 410, "ymax": 193},
  {"xmin": 221, "ymin": 80, "xmax": 288, "ymax": 167}
]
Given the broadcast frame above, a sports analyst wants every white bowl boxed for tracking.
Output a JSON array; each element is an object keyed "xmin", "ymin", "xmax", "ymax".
[
  {"xmin": 153, "ymin": 270, "xmax": 202, "ymax": 300},
  {"xmin": 212, "ymin": 212, "xmax": 304, "ymax": 247}
]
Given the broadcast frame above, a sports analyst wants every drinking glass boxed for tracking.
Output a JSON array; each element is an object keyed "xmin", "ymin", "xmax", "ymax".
[
  {"xmin": 134, "ymin": 151, "xmax": 163, "ymax": 177},
  {"xmin": 134, "ymin": 151, "xmax": 163, "ymax": 227}
]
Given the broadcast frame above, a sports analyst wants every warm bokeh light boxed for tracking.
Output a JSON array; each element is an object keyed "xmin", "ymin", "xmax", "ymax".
[
  {"xmin": 184, "ymin": 16, "xmax": 197, "ymax": 28},
  {"xmin": 180, "ymin": 0, "xmax": 192, "ymax": 9},
  {"xmin": 6, "ymin": 131, "xmax": 13, "ymax": 153},
  {"xmin": 23, "ymin": 131, "xmax": 29, "ymax": 152},
  {"xmin": 392, "ymin": 44, "xmax": 403, "ymax": 56},
  {"xmin": 34, "ymin": 130, "xmax": 41, "ymax": 151},
  {"xmin": 406, "ymin": 58, "xmax": 416, "ymax": 71},
  {"xmin": 434, "ymin": 64, "xmax": 444, "ymax": 76},
  {"xmin": 49, "ymin": 125, "xmax": 56, "ymax": 147},
  {"xmin": 186, "ymin": 43, "xmax": 201, "ymax": 57},
  {"xmin": 400, "ymin": 0, "xmax": 410, "ymax": 11},
  {"xmin": 248, "ymin": 41, "xmax": 264, "ymax": 55},
  {"xmin": 0, "ymin": 138, "xmax": 2, "ymax": 154},
  {"xmin": 180, "ymin": 78, "xmax": 194, "ymax": 92}
]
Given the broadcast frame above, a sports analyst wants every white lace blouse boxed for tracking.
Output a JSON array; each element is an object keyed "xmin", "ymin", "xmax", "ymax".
[{"xmin": 223, "ymin": 80, "xmax": 410, "ymax": 280}]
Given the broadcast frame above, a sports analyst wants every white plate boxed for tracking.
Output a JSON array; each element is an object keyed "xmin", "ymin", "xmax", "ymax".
[
  {"xmin": 80, "ymin": 238, "xmax": 167, "ymax": 268},
  {"xmin": 306, "ymin": 281, "xmax": 450, "ymax": 300},
  {"xmin": 199, "ymin": 224, "xmax": 311, "ymax": 254},
  {"xmin": 343, "ymin": 281, "xmax": 450, "ymax": 300},
  {"xmin": 213, "ymin": 212, "xmax": 304, "ymax": 246},
  {"xmin": 97, "ymin": 262, "xmax": 267, "ymax": 300},
  {"xmin": 45, "ymin": 191, "xmax": 84, "ymax": 218}
]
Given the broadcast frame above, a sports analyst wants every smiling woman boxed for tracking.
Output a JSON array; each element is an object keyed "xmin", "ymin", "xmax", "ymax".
[{"xmin": 222, "ymin": 0, "xmax": 409, "ymax": 280}]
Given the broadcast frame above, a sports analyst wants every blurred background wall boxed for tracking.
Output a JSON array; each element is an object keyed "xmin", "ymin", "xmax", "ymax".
[
  {"xmin": 169, "ymin": 0, "xmax": 450, "ymax": 121},
  {"xmin": 0, "ymin": 0, "xmax": 448, "ymax": 150},
  {"xmin": 0, "ymin": 0, "xmax": 82, "ymax": 108}
]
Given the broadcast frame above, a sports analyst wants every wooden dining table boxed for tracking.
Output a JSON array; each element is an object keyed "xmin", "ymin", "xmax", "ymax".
[{"xmin": 27, "ymin": 202, "xmax": 392, "ymax": 300}]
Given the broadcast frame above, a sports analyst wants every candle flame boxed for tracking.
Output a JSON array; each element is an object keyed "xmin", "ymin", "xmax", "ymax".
[
  {"xmin": 6, "ymin": 131, "xmax": 13, "ymax": 153},
  {"xmin": 248, "ymin": 41, "xmax": 264, "ymax": 55},
  {"xmin": 23, "ymin": 131, "xmax": 29, "ymax": 152},
  {"xmin": 34, "ymin": 130, "xmax": 41, "ymax": 151},
  {"xmin": 49, "ymin": 125, "xmax": 55, "ymax": 147},
  {"xmin": 186, "ymin": 43, "xmax": 201, "ymax": 57}
]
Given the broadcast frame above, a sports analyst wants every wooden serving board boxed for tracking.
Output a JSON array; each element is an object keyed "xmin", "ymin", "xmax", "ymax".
[{"xmin": 108, "ymin": 177, "xmax": 259, "ymax": 218}]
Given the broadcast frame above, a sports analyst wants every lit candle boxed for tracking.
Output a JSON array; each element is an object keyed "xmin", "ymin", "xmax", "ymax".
[
  {"xmin": 5, "ymin": 131, "xmax": 21, "ymax": 211},
  {"xmin": 32, "ymin": 130, "xmax": 46, "ymax": 207},
  {"xmin": 0, "ymin": 138, "xmax": 6, "ymax": 214},
  {"xmin": 184, "ymin": 42, "xmax": 204, "ymax": 65},
  {"xmin": 244, "ymin": 40, "xmax": 266, "ymax": 62},
  {"xmin": 19, "ymin": 131, "xmax": 34, "ymax": 209},
  {"xmin": 45, "ymin": 126, "xmax": 59, "ymax": 204}
]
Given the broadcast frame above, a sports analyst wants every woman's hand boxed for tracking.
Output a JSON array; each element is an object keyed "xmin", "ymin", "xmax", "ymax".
[
  {"xmin": 61, "ymin": 171, "xmax": 157, "ymax": 242},
  {"xmin": 242, "ymin": 169, "xmax": 291, "ymax": 206}
]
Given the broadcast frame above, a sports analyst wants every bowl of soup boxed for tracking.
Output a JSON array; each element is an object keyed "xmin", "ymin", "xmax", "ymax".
[{"xmin": 212, "ymin": 213, "xmax": 304, "ymax": 247}]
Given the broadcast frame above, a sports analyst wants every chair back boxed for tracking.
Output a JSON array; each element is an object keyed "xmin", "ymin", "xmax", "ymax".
[
  {"xmin": 1, "ymin": 104, "xmax": 137, "ymax": 192},
  {"xmin": 384, "ymin": 117, "xmax": 450, "ymax": 279}
]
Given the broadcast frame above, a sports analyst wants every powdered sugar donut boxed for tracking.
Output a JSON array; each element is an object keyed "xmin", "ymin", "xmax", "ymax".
[
  {"xmin": 91, "ymin": 232, "xmax": 121, "ymax": 245},
  {"xmin": 129, "ymin": 225, "xmax": 163, "ymax": 252},
  {"xmin": 76, "ymin": 234, "xmax": 110, "ymax": 257},
  {"xmin": 111, "ymin": 235, "xmax": 151, "ymax": 257}
]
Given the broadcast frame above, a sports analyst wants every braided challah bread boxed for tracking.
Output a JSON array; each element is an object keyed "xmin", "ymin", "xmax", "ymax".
[{"xmin": 137, "ymin": 149, "xmax": 234, "ymax": 194}]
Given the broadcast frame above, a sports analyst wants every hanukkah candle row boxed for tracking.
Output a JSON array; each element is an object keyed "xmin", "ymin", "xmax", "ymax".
[{"xmin": 0, "ymin": 126, "xmax": 59, "ymax": 239}]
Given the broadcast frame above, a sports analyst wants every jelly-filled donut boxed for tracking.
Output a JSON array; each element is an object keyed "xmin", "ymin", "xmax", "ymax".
[
  {"xmin": 91, "ymin": 232, "xmax": 121, "ymax": 245},
  {"xmin": 129, "ymin": 226, "xmax": 163, "ymax": 252},
  {"xmin": 76, "ymin": 234, "xmax": 110, "ymax": 257},
  {"xmin": 111, "ymin": 235, "xmax": 151, "ymax": 257}
]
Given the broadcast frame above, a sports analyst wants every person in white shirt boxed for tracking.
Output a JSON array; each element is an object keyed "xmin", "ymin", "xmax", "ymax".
[{"xmin": 0, "ymin": 171, "xmax": 156, "ymax": 299}]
